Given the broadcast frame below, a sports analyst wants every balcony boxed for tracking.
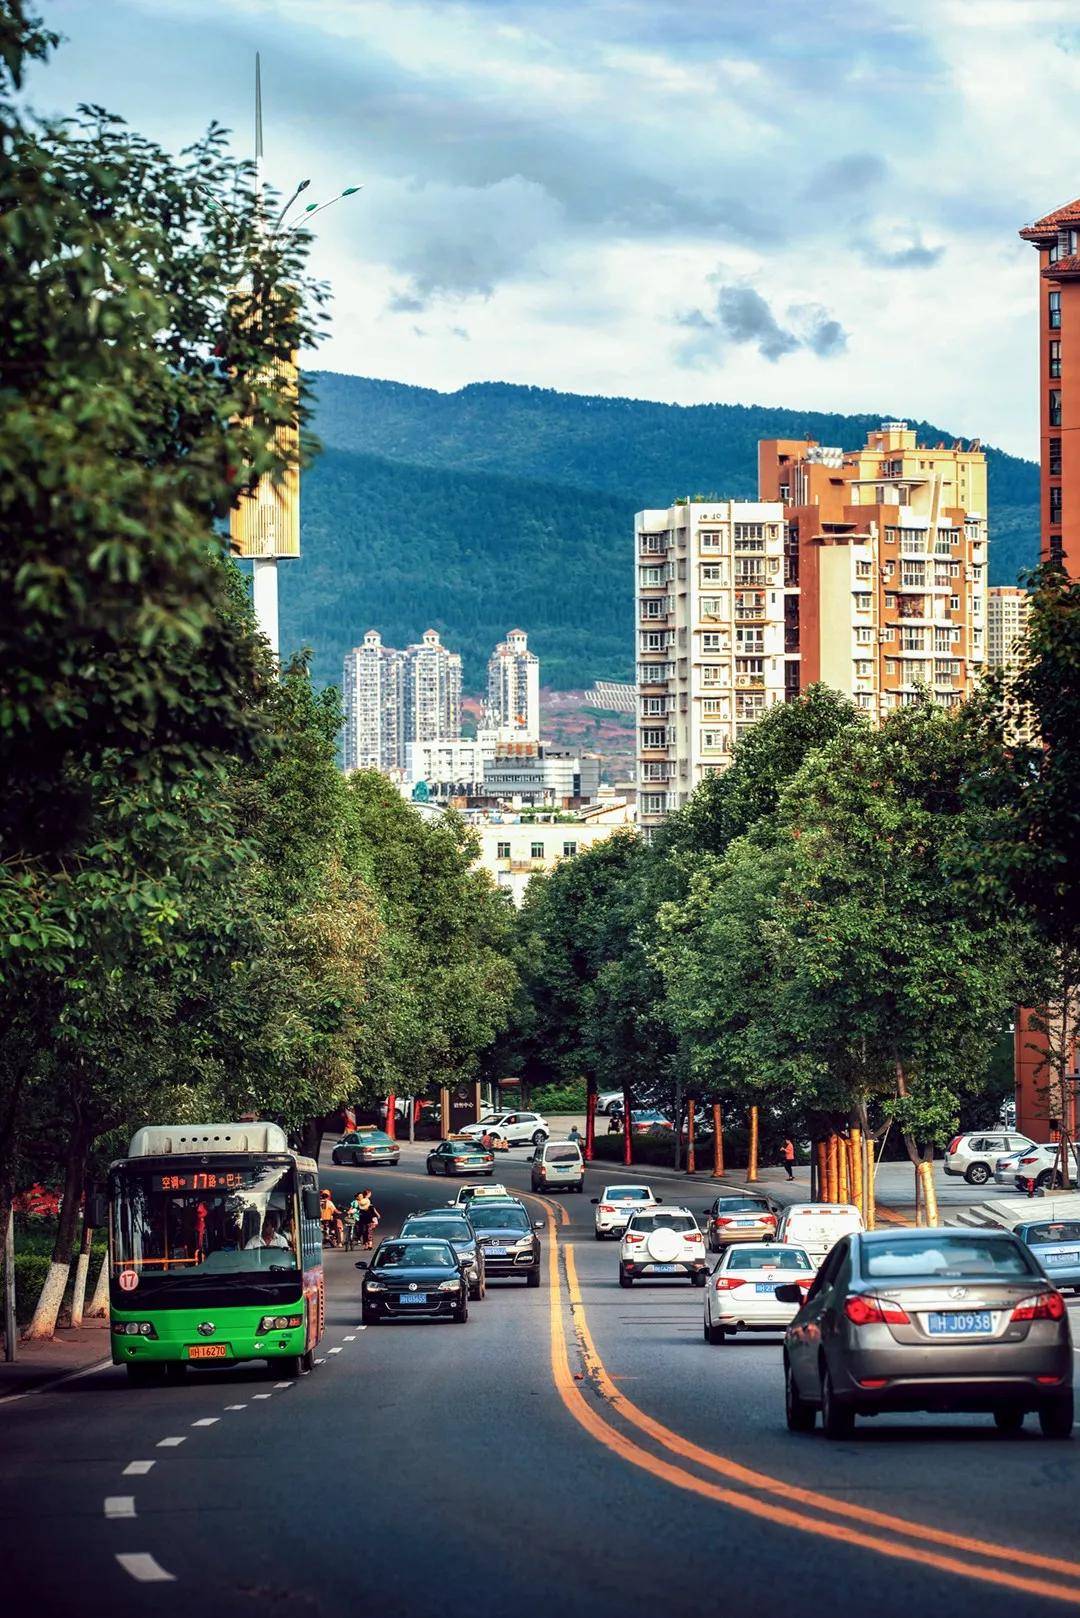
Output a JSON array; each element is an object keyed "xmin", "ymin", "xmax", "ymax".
[{"xmin": 735, "ymin": 673, "xmax": 765, "ymax": 689}]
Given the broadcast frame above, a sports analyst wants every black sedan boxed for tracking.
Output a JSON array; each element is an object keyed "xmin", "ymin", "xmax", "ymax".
[
  {"xmin": 466, "ymin": 1198, "xmax": 544, "ymax": 1286},
  {"xmin": 358, "ymin": 1237, "xmax": 470, "ymax": 1324},
  {"xmin": 331, "ymin": 1129, "xmax": 401, "ymax": 1167},
  {"xmin": 400, "ymin": 1210, "xmax": 486, "ymax": 1300}
]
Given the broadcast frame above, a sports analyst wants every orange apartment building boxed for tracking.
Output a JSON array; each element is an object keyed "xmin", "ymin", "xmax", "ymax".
[
  {"xmin": 758, "ymin": 423, "xmax": 988, "ymax": 718},
  {"xmin": 1014, "ymin": 198, "xmax": 1080, "ymax": 1142}
]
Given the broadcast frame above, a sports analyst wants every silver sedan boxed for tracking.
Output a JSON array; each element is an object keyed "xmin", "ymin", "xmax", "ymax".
[{"xmin": 781, "ymin": 1227, "xmax": 1073, "ymax": 1439}]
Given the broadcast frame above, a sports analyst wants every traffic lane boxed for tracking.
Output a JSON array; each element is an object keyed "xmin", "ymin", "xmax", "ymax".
[
  {"xmin": 567, "ymin": 1230, "xmax": 1080, "ymax": 1563},
  {"xmin": 5, "ymin": 1222, "xmax": 1037, "ymax": 1618}
]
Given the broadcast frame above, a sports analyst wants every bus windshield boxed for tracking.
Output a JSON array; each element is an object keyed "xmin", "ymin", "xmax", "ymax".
[{"xmin": 112, "ymin": 1160, "xmax": 299, "ymax": 1276}]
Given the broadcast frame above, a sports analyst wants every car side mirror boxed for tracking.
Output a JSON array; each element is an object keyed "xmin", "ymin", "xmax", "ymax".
[
  {"xmin": 355, "ymin": 1260, "xmax": 368, "ymax": 1271},
  {"xmin": 303, "ymin": 1188, "xmax": 321, "ymax": 1221},
  {"xmin": 774, "ymin": 1284, "xmax": 801, "ymax": 1304},
  {"xmin": 590, "ymin": 1198, "xmax": 599, "ymax": 1205},
  {"xmin": 533, "ymin": 1221, "xmax": 544, "ymax": 1230}
]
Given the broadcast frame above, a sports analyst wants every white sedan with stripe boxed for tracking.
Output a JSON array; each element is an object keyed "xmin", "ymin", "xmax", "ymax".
[{"xmin": 704, "ymin": 1243, "xmax": 816, "ymax": 1343}]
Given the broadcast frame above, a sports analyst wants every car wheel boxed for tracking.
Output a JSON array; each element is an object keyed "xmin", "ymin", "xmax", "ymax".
[
  {"xmin": 469, "ymin": 1281, "xmax": 481, "ymax": 1301},
  {"xmin": 692, "ymin": 1271, "xmax": 707, "ymax": 1288},
  {"xmin": 595, "ymin": 1229, "xmax": 605, "ymax": 1241},
  {"xmin": 276, "ymin": 1355, "xmax": 302, "ymax": 1378},
  {"xmin": 1039, "ymin": 1392, "xmax": 1074, "ymax": 1439},
  {"xmin": 331, "ymin": 1150, "xmax": 342, "ymax": 1166},
  {"xmin": 300, "ymin": 1347, "xmax": 316, "ymax": 1374},
  {"xmin": 993, "ymin": 1406, "xmax": 1025, "ymax": 1434},
  {"xmin": 1037, "ymin": 1170, "xmax": 1054, "ymax": 1190},
  {"xmin": 426, "ymin": 1162, "xmax": 435, "ymax": 1176},
  {"xmin": 785, "ymin": 1357, "xmax": 816, "ymax": 1432},
  {"xmin": 965, "ymin": 1162, "xmax": 990, "ymax": 1186},
  {"xmin": 526, "ymin": 1268, "xmax": 541, "ymax": 1288},
  {"xmin": 820, "ymin": 1367, "xmax": 855, "ymax": 1439},
  {"xmin": 361, "ymin": 1307, "xmax": 379, "ymax": 1326},
  {"xmin": 124, "ymin": 1363, "xmax": 159, "ymax": 1386},
  {"xmin": 532, "ymin": 1130, "xmax": 547, "ymax": 1147},
  {"xmin": 574, "ymin": 1182, "xmax": 584, "ymax": 1193},
  {"xmin": 619, "ymin": 1270, "xmax": 633, "ymax": 1288},
  {"xmin": 454, "ymin": 1297, "xmax": 469, "ymax": 1324},
  {"xmin": 707, "ymin": 1320, "xmax": 727, "ymax": 1345}
]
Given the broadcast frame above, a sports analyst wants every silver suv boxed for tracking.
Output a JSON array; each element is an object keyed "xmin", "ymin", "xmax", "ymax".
[{"xmin": 944, "ymin": 1131, "xmax": 1034, "ymax": 1186}]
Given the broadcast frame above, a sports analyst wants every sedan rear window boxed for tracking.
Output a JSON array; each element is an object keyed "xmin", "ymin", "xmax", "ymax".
[
  {"xmin": 712, "ymin": 1197, "xmax": 770, "ymax": 1214},
  {"xmin": 605, "ymin": 1188, "xmax": 651, "ymax": 1201},
  {"xmin": 627, "ymin": 1214, "xmax": 697, "ymax": 1234},
  {"xmin": 861, "ymin": 1236, "xmax": 1035, "ymax": 1280},
  {"xmin": 724, "ymin": 1248, "xmax": 811, "ymax": 1271},
  {"xmin": 1022, "ymin": 1222, "xmax": 1080, "ymax": 1244}
]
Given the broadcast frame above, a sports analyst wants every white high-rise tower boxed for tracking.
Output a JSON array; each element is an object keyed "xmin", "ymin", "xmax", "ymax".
[{"xmin": 486, "ymin": 628, "xmax": 540, "ymax": 742}]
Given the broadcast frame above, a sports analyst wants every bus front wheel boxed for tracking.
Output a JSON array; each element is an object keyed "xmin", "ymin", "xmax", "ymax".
[
  {"xmin": 125, "ymin": 1363, "xmax": 159, "ymax": 1386},
  {"xmin": 276, "ymin": 1355, "xmax": 302, "ymax": 1378}
]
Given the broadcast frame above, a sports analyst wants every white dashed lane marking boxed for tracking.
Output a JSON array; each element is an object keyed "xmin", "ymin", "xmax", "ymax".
[
  {"xmin": 123, "ymin": 1461, "xmax": 154, "ymax": 1477},
  {"xmin": 115, "ymin": 1553, "xmax": 175, "ymax": 1583},
  {"xmin": 274, "ymin": 1381, "xmax": 294, "ymax": 1389},
  {"xmin": 327, "ymin": 1347, "xmax": 343, "ymax": 1355},
  {"xmin": 191, "ymin": 1417, "xmax": 219, "ymax": 1427},
  {"xmin": 225, "ymin": 1403, "xmax": 247, "ymax": 1410},
  {"xmin": 156, "ymin": 1437, "xmax": 185, "ymax": 1448},
  {"xmin": 343, "ymin": 1334, "xmax": 356, "ymax": 1342},
  {"xmin": 252, "ymin": 1393, "xmax": 272, "ymax": 1400},
  {"xmin": 104, "ymin": 1496, "xmax": 136, "ymax": 1519}
]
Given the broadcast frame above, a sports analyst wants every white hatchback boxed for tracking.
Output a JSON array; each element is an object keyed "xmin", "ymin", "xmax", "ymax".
[
  {"xmin": 619, "ymin": 1208, "xmax": 708, "ymax": 1287},
  {"xmin": 704, "ymin": 1243, "xmax": 815, "ymax": 1343},
  {"xmin": 591, "ymin": 1184, "xmax": 659, "ymax": 1239},
  {"xmin": 459, "ymin": 1112, "xmax": 549, "ymax": 1148}
]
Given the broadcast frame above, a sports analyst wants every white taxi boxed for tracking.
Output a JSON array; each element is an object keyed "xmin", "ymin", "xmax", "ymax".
[
  {"xmin": 592, "ymin": 1184, "xmax": 660, "ymax": 1239},
  {"xmin": 704, "ymin": 1242, "xmax": 815, "ymax": 1343},
  {"xmin": 619, "ymin": 1207, "xmax": 708, "ymax": 1287},
  {"xmin": 452, "ymin": 1183, "xmax": 511, "ymax": 1206}
]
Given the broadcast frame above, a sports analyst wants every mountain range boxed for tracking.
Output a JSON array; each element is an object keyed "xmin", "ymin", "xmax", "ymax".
[{"xmin": 277, "ymin": 373, "xmax": 1040, "ymax": 693}]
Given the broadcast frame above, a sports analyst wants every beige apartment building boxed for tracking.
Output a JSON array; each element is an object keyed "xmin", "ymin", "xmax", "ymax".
[
  {"xmin": 635, "ymin": 499, "xmax": 790, "ymax": 836},
  {"xmin": 986, "ymin": 585, "xmax": 1030, "ymax": 677}
]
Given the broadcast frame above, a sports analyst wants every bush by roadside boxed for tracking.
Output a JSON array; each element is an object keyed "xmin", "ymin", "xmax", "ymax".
[{"xmin": 530, "ymin": 1083, "xmax": 586, "ymax": 1114}]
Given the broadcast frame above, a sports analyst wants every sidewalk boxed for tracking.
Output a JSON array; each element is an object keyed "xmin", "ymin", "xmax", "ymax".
[{"xmin": 0, "ymin": 1317, "xmax": 111, "ymax": 1404}]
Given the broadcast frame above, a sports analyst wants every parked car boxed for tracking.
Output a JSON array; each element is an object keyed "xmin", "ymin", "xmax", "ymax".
[
  {"xmin": 619, "ymin": 1208, "xmax": 708, "ymax": 1287},
  {"xmin": 458, "ymin": 1111, "xmax": 549, "ymax": 1148},
  {"xmin": 357, "ymin": 1237, "xmax": 470, "ymax": 1325},
  {"xmin": 1013, "ymin": 1143, "xmax": 1079, "ymax": 1193},
  {"xmin": 628, "ymin": 1110, "xmax": 673, "ymax": 1135},
  {"xmin": 1015, "ymin": 1218, "xmax": 1080, "ymax": 1294},
  {"xmin": 531, "ymin": 1139, "xmax": 585, "ymax": 1193},
  {"xmin": 706, "ymin": 1193, "xmax": 780, "ymax": 1253},
  {"xmin": 704, "ymin": 1242, "xmax": 815, "ymax": 1343},
  {"xmin": 775, "ymin": 1203, "xmax": 864, "ymax": 1266},
  {"xmin": 944, "ymin": 1131, "xmax": 1034, "ymax": 1185},
  {"xmin": 331, "ymin": 1128, "xmax": 401, "ymax": 1167},
  {"xmin": 592, "ymin": 1184, "xmax": 660, "ymax": 1239},
  {"xmin": 995, "ymin": 1148, "xmax": 1033, "ymax": 1187},
  {"xmin": 597, "ymin": 1091, "xmax": 624, "ymax": 1116},
  {"xmin": 780, "ymin": 1227, "xmax": 1073, "ymax": 1439}
]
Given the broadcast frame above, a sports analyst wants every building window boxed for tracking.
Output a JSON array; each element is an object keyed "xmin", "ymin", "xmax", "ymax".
[
  {"xmin": 1050, "ymin": 390, "xmax": 1062, "ymax": 427},
  {"xmin": 699, "ymin": 596, "xmax": 725, "ymax": 618},
  {"xmin": 855, "ymin": 625, "xmax": 873, "ymax": 644},
  {"xmin": 700, "ymin": 564, "xmax": 723, "ymax": 583},
  {"xmin": 562, "ymin": 841, "xmax": 578, "ymax": 858},
  {"xmin": 1050, "ymin": 438, "xmax": 1062, "ymax": 477},
  {"xmin": 950, "ymin": 595, "xmax": 960, "ymax": 611},
  {"xmin": 1050, "ymin": 339, "xmax": 1062, "ymax": 378},
  {"xmin": 698, "ymin": 531, "xmax": 723, "ymax": 551},
  {"xmin": 735, "ymin": 627, "xmax": 764, "ymax": 652},
  {"xmin": 884, "ymin": 593, "xmax": 897, "ymax": 609},
  {"xmin": 530, "ymin": 842, "xmax": 544, "ymax": 860},
  {"xmin": 853, "ymin": 592, "xmax": 872, "ymax": 613},
  {"xmin": 701, "ymin": 729, "xmax": 729, "ymax": 751},
  {"xmin": 701, "ymin": 632, "xmax": 724, "ymax": 652},
  {"xmin": 1050, "ymin": 484, "xmax": 1063, "ymax": 524},
  {"xmin": 497, "ymin": 841, "xmax": 511, "ymax": 860},
  {"xmin": 641, "ymin": 728, "xmax": 667, "ymax": 749},
  {"xmin": 639, "ymin": 663, "xmax": 669, "ymax": 684},
  {"xmin": 640, "ymin": 793, "xmax": 667, "ymax": 815},
  {"xmin": 1049, "ymin": 290, "xmax": 1062, "ymax": 329},
  {"xmin": 702, "ymin": 697, "xmax": 724, "ymax": 716}
]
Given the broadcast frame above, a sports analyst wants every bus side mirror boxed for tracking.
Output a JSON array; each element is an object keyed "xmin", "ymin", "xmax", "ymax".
[
  {"xmin": 303, "ymin": 1189, "xmax": 321, "ymax": 1221},
  {"xmin": 87, "ymin": 1190, "xmax": 108, "ymax": 1229}
]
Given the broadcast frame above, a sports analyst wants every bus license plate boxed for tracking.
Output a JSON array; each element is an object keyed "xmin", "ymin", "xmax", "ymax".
[
  {"xmin": 927, "ymin": 1311, "xmax": 992, "ymax": 1335},
  {"xmin": 187, "ymin": 1344, "xmax": 228, "ymax": 1360},
  {"xmin": 399, "ymin": 1293, "xmax": 428, "ymax": 1305}
]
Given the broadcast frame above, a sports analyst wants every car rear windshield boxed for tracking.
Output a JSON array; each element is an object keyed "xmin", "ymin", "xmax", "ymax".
[
  {"xmin": 468, "ymin": 1205, "xmax": 530, "ymax": 1233},
  {"xmin": 1022, "ymin": 1222, "xmax": 1080, "ymax": 1244},
  {"xmin": 606, "ymin": 1188, "xmax": 651, "ymax": 1201},
  {"xmin": 546, "ymin": 1147, "xmax": 581, "ymax": 1164},
  {"xmin": 401, "ymin": 1220, "xmax": 470, "ymax": 1241},
  {"xmin": 713, "ymin": 1197, "xmax": 769, "ymax": 1213},
  {"xmin": 627, "ymin": 1213, "xmax": 696, "ymax": 1233},
  {"xmin": 725, "ymin": 1248, "xmax": 811, "ymax": 1271},
  {"xmin": 373, "ymin": 1242, "xmax": 456, "ymax": 1270},
  {"xmin": 449, "ymin": 1144, "xmax": 483, "ymax": 1155},
  {"xmin": 861, "ymin": 1235, "xmax": 1036, "ymax": 1280}
]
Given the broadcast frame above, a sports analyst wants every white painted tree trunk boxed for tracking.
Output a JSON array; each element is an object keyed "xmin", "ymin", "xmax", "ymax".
[
  {"xmin": 69, "ymin": 1248, "xmax": 91, "ymax": 1328},
  {"xmin": 86, "ymin": 1253, "xmax": 109, "ymax": 1318},
  {"xmin": 24, "ymin": 1260, "xmax": 70, "ymax": 1341}
]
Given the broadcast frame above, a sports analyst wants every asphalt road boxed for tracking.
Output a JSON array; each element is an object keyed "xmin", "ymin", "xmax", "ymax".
[{"xmin": 3, "ymin": 1141, "xmax": 1080, "ymax": 1618}]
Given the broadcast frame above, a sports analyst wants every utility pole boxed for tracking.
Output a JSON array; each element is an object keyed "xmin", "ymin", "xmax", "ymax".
[{"xmin": 3, "ymin": 1207, "xmax": 15, "ymax": 1362}]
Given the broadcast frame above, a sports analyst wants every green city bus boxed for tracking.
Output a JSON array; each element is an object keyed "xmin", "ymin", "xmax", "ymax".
[{"xmin": 102, "ymin": 1122, "xmax": 325, "ymax": 1383}]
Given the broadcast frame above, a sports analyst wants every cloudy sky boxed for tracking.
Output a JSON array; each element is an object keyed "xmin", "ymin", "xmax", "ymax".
[{"xmin": 32, "ymin": 0, "xmax": 1080, "ymax": 458}]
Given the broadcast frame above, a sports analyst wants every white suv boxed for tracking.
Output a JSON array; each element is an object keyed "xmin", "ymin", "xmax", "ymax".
[
  {"xmin": 459, "ymin": 1112, "xmax": 549, "ymax": 1148},
  {"xmin": 944, "ymin": 1131, "xmax": 1034, "ymax": 1185},
  {"xmin": 1012, "ymin": 1142, "xmax": 1079, "ymax": 1192},
  {"xmin": 618, "ymin": 1208, "xmax": 708, "ymax": 1287},
  {"xmin": 591, "ymin": 1184, "xmax": 659, "ymax": 1239},
  {"xmin": 597, "ymin": 1091, "xmax": 624, "ymax": 1115}
]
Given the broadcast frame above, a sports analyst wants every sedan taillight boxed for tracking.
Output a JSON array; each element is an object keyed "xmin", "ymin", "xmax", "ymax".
[
  {"xmin": 762, "ymin": 1214, "xmax": 777, "ymax": 1227},
  {"xmin": 714, "ymin": 1216, "xmax": 732, "ymax": 1228},
  {"xmin": 1011, "ymin": 1290, "xmax": 1066, "ymax": 1322},
  {"xmin": 713, "ymin": 1276, "xmax": 746, "ymax": 1291},
  {"xmin": 686, "ymin": 1231, "xmax": 703, "ymax": 1243},
  {"xmin": 600, "ymin": 1204, "xmax": 615, "ymax": 1213},
  {"xmin": 625, "ymin": 1232, "xmax": 644, "ymax": 1244},
  {"xmin": 844, "ymin": 1294, "xmax": 910, "ymax": 1327}
]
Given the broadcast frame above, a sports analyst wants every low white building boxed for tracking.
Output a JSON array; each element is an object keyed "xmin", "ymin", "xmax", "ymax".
[
  {"xmin": 482, "ymin": 746, "xmax": 601, "ymax": 807},
  {"xmin": 404, "ymin": 730, "xmax": 500, "ymax": 798},
  {"xmin": 473, "ymin": 817, "xmax": 636, "ymax": 905}
]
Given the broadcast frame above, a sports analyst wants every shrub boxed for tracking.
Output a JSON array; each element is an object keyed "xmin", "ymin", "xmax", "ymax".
[{"xmin": 530, "ymin": 1083, "xmax": 586, "ymax": 1114}]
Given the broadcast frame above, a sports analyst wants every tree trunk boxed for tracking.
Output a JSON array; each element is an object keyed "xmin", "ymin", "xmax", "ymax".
[
  {"xmin": 838, "ymin": 1134, "xmax": 850, "ymax": 1203},
  {"xmin": 584, "ymin": 1084, "xmax": 596, "ymax": 1163},
  {"xmin": 385, "ymin": 1093, "xmax": 397, "ymax": 1140},
  {"xmin": 850, "ymin": 1126, "xmax": 863, "ymax": 1219},
  {"xmin": 826, "ymin": 1134, "xmax": 838, "ymax": 1202},
  {"xmin": 746, "ymin": 1105, "xmax": 759, "ymax": 1182},
  {"xmin": 3, "ymin": 1205, "xmax": 15, "ymax": 1363},
  {"xmin": 622, "ymin": 1086, "xmax": 633, "ymax": 1167},
  {"xmin": 711, "ymin": 1104, "xmax": 724, "ymax": 1178},
  {"xmin": 673, "ymin": 1078, "xmax": 683, "ymax": 1173},
  {"xmin": 895, "ymin": 1061, "xmax": 938, "ymax": 1226},
  {"xmin": 69, "ymin": 1222, "xmax": 93, "ymax": 1329},
  {"xmin": 25, "ymin": 1119, "xmax": 90, "ymax": 1341},
  {"xmin": 686, "ymin": 1099, "xmax": 696, "ymax": 1176},
  {"xmin": 815, "ymin": 1139, "xmax": 827, "ymax": 1202},
  {"xmin": 865, "ymin": 1135, "xmax": 876, "ymax": 1230},
  {"xmin": 408, "ymin": 1097, "xmax": 416, "ymax": 1144},
  {"xmin": 87, "ymin": 1251, "xmax": 109, "ymax": 1319}
]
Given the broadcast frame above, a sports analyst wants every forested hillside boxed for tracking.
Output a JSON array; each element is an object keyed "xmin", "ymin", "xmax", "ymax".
[{"xmin": 278, "ymin": 374, "xmax": 1040, "ymax": 692}]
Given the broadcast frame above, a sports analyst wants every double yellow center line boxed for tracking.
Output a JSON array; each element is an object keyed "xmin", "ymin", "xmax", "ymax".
[{"xmin": 537, "ymin": 1202, "xmax": 1080, "ymax": 1607}]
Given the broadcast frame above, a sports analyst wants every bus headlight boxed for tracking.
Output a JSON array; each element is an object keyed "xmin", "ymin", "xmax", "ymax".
[
  {"xmin": 113, "ymin": 1321, "xmax": 157, "ymax": 1337},
  {"xmin": 258, "ymin": 1314, "xmax": 303, "ymax": 1333}
]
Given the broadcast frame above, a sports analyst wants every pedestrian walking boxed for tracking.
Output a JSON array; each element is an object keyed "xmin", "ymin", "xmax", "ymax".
[
  {"xmin": 782, "ymin": 1138, "xmax": 796, "ymax": 1181},
  {"xmin": 353, "ymin": 1188, "xmax": 380, "ymax": 1250}
]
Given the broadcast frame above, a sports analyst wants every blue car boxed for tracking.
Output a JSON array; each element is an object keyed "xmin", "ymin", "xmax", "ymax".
[{"xmin": 1016, "ymin": 1218, "xmax": 1080, "ymax": 1293}]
